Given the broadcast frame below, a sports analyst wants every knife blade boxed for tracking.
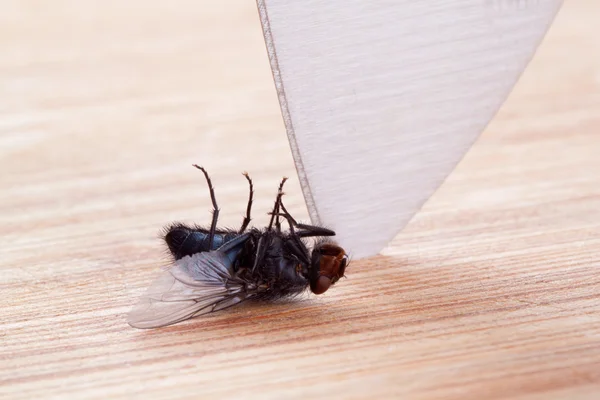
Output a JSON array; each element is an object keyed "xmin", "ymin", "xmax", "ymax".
[{"xmin": 256, "ymin": 0, "xmax": 563, "ymax": 259}]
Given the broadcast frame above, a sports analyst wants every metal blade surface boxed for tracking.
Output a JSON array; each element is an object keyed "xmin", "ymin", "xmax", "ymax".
[{"xmin": 257, "ymin": 1, "xmax": 563, "ymax": 259}]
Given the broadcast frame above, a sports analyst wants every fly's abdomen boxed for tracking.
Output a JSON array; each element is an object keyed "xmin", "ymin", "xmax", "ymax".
[{"xmin": 164, "ymin": 224, "xmax": 240, "ymax": 259}]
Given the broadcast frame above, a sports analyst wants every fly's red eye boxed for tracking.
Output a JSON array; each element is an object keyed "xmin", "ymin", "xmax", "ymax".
[{"xmin": 312, "ymin": 276, "xmax": 331, "ymax": 294}]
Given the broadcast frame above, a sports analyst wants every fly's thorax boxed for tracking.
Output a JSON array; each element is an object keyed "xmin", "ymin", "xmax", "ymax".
[
  {"xmin": 228, "ymin": 232, "xmax": 310, "ymax": 299},
  {"xmin": 265, "ymin": 235, "xmax": 309, "ymax": 284}
]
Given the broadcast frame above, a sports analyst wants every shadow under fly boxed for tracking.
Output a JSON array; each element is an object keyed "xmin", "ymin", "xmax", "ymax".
[{"xmin": 127, "ymin": 165, "xmax": 349, "ymax": 329}]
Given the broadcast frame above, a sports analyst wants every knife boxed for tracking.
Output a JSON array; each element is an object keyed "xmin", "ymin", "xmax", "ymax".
[{"xmin": 256, "ymin": 0, "xmax": 563, "ymax": 259}]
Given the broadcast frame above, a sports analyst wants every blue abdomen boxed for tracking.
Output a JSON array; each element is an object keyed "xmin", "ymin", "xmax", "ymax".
[{"xmin": 164, "ymin": 225, "xmax": 240, "ymax": 260}]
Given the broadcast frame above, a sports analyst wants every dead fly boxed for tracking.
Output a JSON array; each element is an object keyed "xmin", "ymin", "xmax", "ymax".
[{"xmin": 127, "ymin": 165, "xmax": 348, "ymax": 329}]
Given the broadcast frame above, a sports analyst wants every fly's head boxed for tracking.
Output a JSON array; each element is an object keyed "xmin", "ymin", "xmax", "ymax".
[{"xmin": 309, "ymin": 241, "xmax": 348, "ymax": 295}]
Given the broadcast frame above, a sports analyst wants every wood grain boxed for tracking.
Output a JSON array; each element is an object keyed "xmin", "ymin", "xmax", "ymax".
[{"xmin": 1, "ymin": 1, "xmax": 599, "ymax": 399}]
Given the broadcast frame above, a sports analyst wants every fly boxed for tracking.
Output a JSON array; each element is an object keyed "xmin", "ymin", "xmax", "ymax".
[{"xmin": 127, "ymin": 164, "xmax": 349, "ymax": 329}]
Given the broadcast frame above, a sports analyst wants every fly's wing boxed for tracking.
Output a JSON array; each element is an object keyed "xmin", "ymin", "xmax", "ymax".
[{"xmin": 127, "ymin": 251, "xmax": 257, "ymax": 329}]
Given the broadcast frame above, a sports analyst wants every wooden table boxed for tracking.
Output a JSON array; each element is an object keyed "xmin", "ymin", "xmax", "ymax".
[{"xmin": 1, "ymin": 1, "xmax": 599, "ymax": 399}]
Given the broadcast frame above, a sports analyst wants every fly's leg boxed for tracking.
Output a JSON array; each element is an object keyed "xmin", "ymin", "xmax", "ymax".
[
  {"xmin": 276, "ymin": 202, "xmax": 336, "ymax": 238},
  {"xmin": 239, "ymin": 172, "xmax": 254, "ymax": 233},
  {"xmin": 267, "ymin": 177, "xmax": 287, "ymax": 232},
  {"xmin": 270, "ymin": 206, "xmax": 312, "ymax": 264},
  {"xmin": 192, "ymin": 164, "xmax": 220, "ymax": 249},
  {"xmin": 251, "ymin": 236, "xmax": 267, "ymax": 273},
  {"xmin": 275, "ymin": 199, "xmax": 283, "ymax": 233},
  {"xmin": 284, "ymin": 231, "xmax": 311, "ymax": 264},
  {"xmin": 275, "ymin": 177, "xmax": 288, "ymax": 232}
]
